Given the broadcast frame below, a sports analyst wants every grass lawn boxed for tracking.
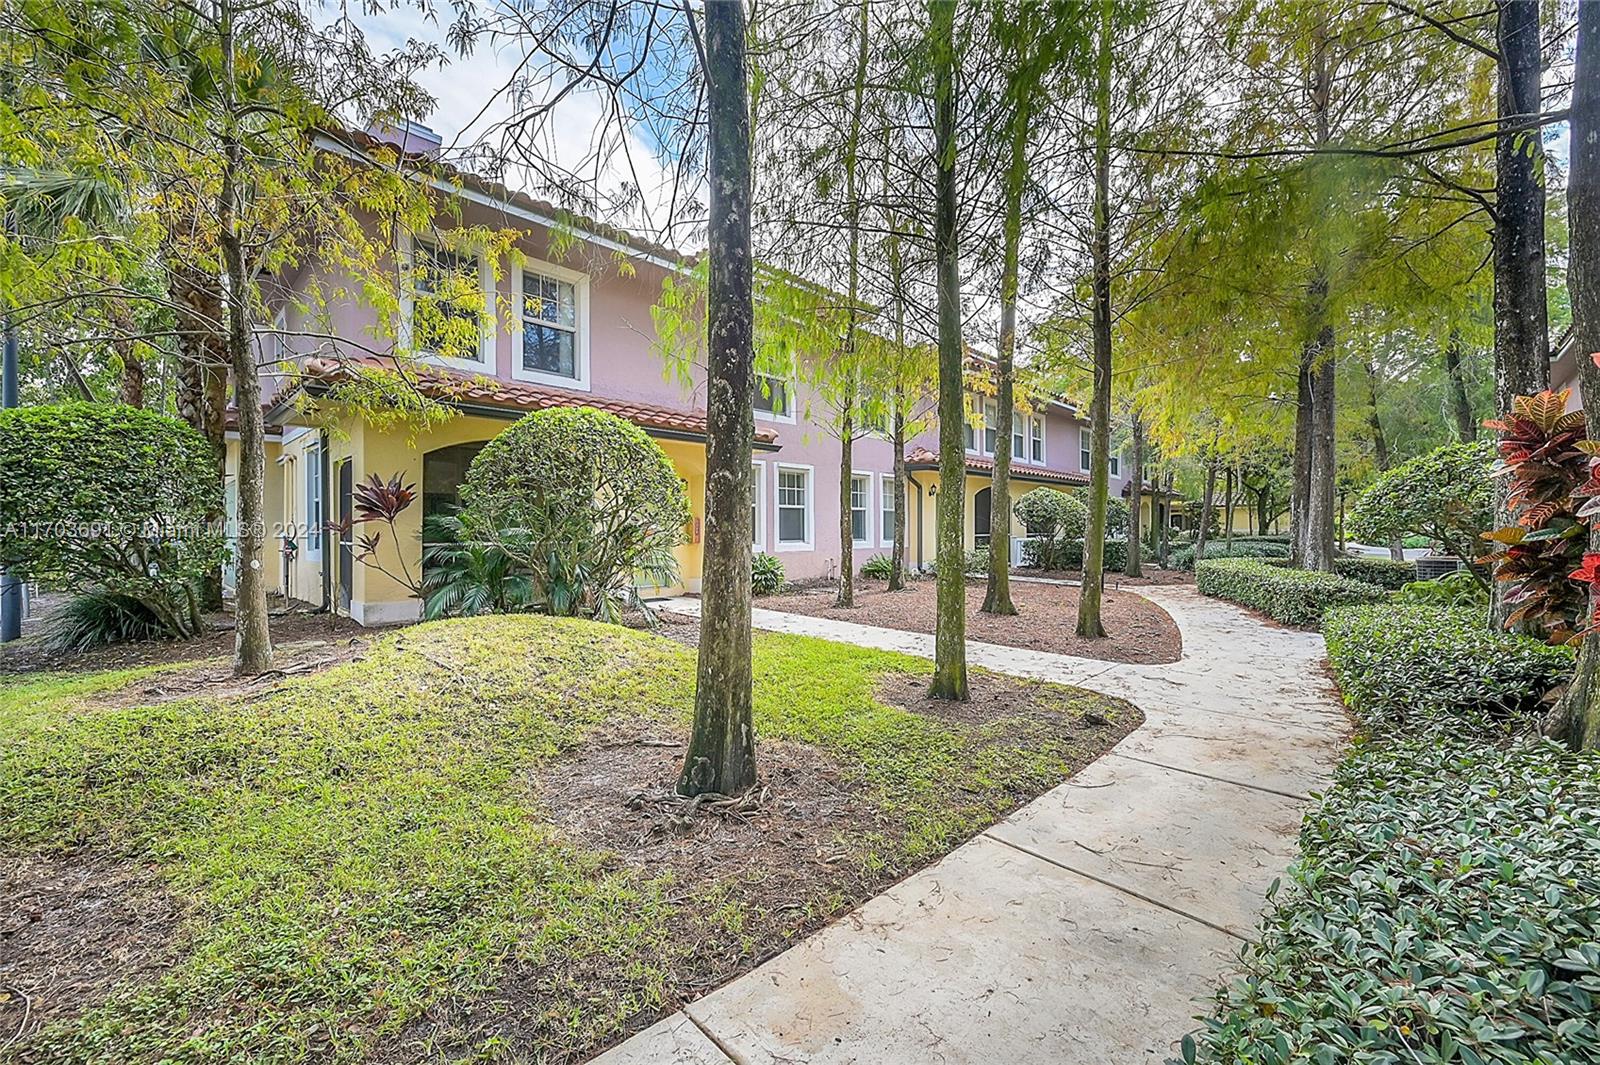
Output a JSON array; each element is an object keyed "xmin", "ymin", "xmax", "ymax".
[{"xmin": 0, "ymin": 615, "xmax": 1137, "ymax": 1065}]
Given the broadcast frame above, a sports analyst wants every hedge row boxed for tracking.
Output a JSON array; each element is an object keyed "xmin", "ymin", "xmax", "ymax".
[
  {"xmin": 1323, "ymin": 604, "xmax": 1574, "ymax": 733},
  {"xmin": 1170, "ymin": 539, "xmax": 1291, "ymax": 571},
  {"xmin": 1189, "ymin": 737, "xmax": 1600, "ymax": 1065},
  {"xmin": 1194, "ymin": 558, "xmax": 1388, "ymax": 627},
  {"xmin": 1332, "ymin": 556, "xmax": 1415, "ymax": 590},
  {"xmin": 1021, "ymin": 537, "xmax": 1150, "ymax": 571}
]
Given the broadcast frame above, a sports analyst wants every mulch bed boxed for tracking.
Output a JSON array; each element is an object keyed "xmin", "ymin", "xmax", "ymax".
[
  {"xmin": 0, "ymin": 853, "xmax": 187, "ymax": 1048},
  {"xmin": 381, "ymin": 667, "xmax": 1140, "ymax": 1064},
  {"xmin": 761, "ymin": 576, "xmax": 1183, "ymax": 664},
  {"xmin": 0, "ymin": 606, "xmax": 370, "ymax": 677}
]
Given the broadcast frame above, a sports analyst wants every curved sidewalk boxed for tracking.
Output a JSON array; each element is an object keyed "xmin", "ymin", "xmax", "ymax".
[{"xmin": 598, "ymin": 585, "xmax": 1348, "ymax": 1065}]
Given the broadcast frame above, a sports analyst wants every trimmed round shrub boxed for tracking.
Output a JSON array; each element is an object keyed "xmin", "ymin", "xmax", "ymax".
[
  {"xmin": 1195, "ymin": 557, "xmax": 1387, "ymax": 627},
  {"xmin": 0, "ymin": 402, "xmax": 225, "ymax": 639},
  {"xmin": 752, "ymin": 551, "xmax": 785, "ymax": 595},
  {"xmin": 1323, "ymin": 603, "xmax": 1573, "ymax": 732},
  {"xmin": 1013, "ymin": 488, "xmax": 1087, "ymax": 540},
  {"xmin": 461, "ymin": 407, "xmax": 690, "ymax": 619},
  {"xmin": 1349, "ymin": 440, "xmax": 1493, "ymax": 560}
]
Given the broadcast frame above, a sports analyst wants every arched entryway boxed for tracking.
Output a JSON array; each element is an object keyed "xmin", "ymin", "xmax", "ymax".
[
  {"xmin": 423, "ymin": 441, "xmax": 489, "ymax": 519},
  {"xmin": 974, "ymin": 486, "xmax": 992, "ymax": 547}
]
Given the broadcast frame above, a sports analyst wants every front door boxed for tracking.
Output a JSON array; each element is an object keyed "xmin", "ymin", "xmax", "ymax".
[{"xmin": 337, "ymin": 459, "xmax": 353, "ymax": 613}]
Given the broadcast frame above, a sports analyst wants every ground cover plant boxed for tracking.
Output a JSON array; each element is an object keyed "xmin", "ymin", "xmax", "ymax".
[
  {"xmin": 1194, "ymin": 558, "xmax": 1387, "ymax": 627},
  {"xmin": 1187, "ymin": 737, "xmax": 1600, "ymax": 1065},
  {"xmin": 1169, "ymin": 538, "xmax": 1291, "ymax": 571},
  {"xmin": 0, "ymin": 615, "xmax": 1137, "ymax": 1064}
]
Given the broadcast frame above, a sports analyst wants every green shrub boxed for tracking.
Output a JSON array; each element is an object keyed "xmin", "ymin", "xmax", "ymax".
[
  {"xmin": 1332, "ymin": 555, "xmax": 1414, "ymax": 590},
  {"xmin": 1020, "ymin": 537, "xmax": 1147, "ymax": 571},
  {"xmin": 1171, "ymin": 539, "xmax": 1291, "ymax": 571},
  {"xmin": 1349, "ymin": 440, "xmax": 1493, "ymax": 561},
  {"xmin": 1014, "ymin": 487, "xmax": 1087, "ymax": 540},
  {"xmin": 1397, "ymin": 569, "xmax": 1488, "ymax": 609},
  {"xmin": 860, "ymin": 554, "xmax": 895, "ymax": 580},
  {"xmin": 462, "ymin": 408, "xmax": 689, "ymax": 621},
  {"xmin": 0, "ymin": 402, "xmax": 225, "ymax": 640},
  {"xmin": 420, "ymin": 512, "xmax": 536, "ymax": 619},
  {"xmin": 1189, "ymin": 738, "xmax": 1600, "ymax": 1065},
  {"xmin": 1323, "ymin": 603, "xmax": 1573, "ymax": 733},
  {"xmin": 752, "ymin": 552, "xmax": 785, "ymax": 596},
  {"xmin": 43, "ymin": 590, "xmax": 172, "ymax": 651},
  {"xmin": 1195, "ymin": 558, "xmax": 1387, "ymax": 627}
]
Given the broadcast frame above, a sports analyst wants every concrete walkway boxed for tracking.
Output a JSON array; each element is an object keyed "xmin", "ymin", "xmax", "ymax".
[{"xmin": 596, "ymin": 585, "xmax": 1347, "ymax": 1065}]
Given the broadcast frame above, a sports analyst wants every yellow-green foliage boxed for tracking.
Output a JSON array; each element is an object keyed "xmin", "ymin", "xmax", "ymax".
[{"xmin": 0, "ymin": 616, "xmax": 1130, "ymax": 1064}]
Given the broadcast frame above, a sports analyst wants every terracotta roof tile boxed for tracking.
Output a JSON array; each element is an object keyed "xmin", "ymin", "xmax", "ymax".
[
  {"xmin": 284, "ymin": 357, "xmax": 779, "ymax": 446},
  {"xmin": 905, "ymin": 446, "xmax": 1090, "ymax": 487}
]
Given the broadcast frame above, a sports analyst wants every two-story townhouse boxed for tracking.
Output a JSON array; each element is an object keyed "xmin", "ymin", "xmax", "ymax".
[{"xmin": 227, "ymin": 123, "xmax": 1140, "ymax": 625}]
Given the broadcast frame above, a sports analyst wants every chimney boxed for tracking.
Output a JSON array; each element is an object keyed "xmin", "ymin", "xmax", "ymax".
[{"xmin": 363, "ymin": 119, "xmax": 443, "ymax": 159}]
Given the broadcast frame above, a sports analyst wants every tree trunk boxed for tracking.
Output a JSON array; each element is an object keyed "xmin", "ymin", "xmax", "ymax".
[
  {"xmin": 1223, "ymin": 466, "xmax": 1235, "ymax": 548},
  {"xmin": 984, "ymin": 78, "xmax": 1029, "ymax": 617},
  {"xmin": 1491, "ymin": 0, "xmax": 1550, "ymax": 624},
  {"xmin": 680, "ymin": 0, "xmax": 759, "ymax": 795},
  {"xmin": 1547, "ymin": 0, "xmax": 1600, "ymax": 751},
  {"xmin": 1157, "ymin": 470, "xmax": 1172, "ymax": 567},
  {"xmin": 1363, "ymin": 357, "xmax": 1405, "ymax": 560},
  {"xmin": 112, "ymin": 299, "xmax": 143, "ymax": 407},
  {"xmin": 1444, "ymin": 328, "xmax": 1476, "ymax": 442},
  {"xmin": 1075, "ymin": 0, "xmax": 1113, "ymax": 640},
  {"xmin": 218, "ymin": 9, "xmax": 273, "ymax": 677},
  {"xmin": 1290, "ymin": 357, "xmax": 1312, "ymax": 564},
  {"xmin": 1195, "ymin": 458, "xmax": 1217, "ymax": 561},
  {"xmin": 1125, "ymin": 412, "xmax": 1144, "ymax": 577},
  {"xmin": 928, "ymin": 0, "xmax": 968, "ymax": 701},
  {"xmin": 1304, "ymin": 319, "xmax": 1338, "ymax": 570},
  {"xmin": 835, "ymin": 0, "xmax": 870, "ymax": 610},
  {"xmin": 837, "ymin": 404, "xmax": 855, "ymax": 606},
  {"xmin": 890, "ymin": 405, "xmax": 908, "ymax": 591}
]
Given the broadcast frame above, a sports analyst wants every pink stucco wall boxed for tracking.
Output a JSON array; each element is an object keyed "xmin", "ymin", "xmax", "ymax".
[{"xmin": 266, "ymin": 191, "xmax": 1133, "ymax": 582}]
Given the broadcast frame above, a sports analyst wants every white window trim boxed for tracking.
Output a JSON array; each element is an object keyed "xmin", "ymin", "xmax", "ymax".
[
  {"xmin": 751, "ymin": 460, "xmax": 767, "ymax": 551},
  {"xmin": 773, "ymin": 462, "xmax": 814, "ymax": 551},
  {"xmin": 1080, "ymin": 428, "xmax": 1091, "ymax": 472},
  {"xmin": 753, "ymin": 372, "xmax": 798, "ymax": 425},
  {"xmin": 1029, "ymin": 415, "xmax": 1046, "ymax": 466},
  {"xmin": 877, "ymin": 471, "xmax": 897, "ymax": 548},
  {"xmin": 850, "ymin": 470, "xmax": 874, "ymax": 549},
  {"xmin": 398, "ymin": 230, "xmax": 497, "ymax": 372},
  {"xmin": 510, "ymin": 258, "xmax": 591, "ymax": 391},
  {"xmin": 1110, "ymin": 452, "xmax": 1121, "ymax": 477},
  {"xmin": 304, "ymin": 441, "xmax": 323, "ymax": 560}
]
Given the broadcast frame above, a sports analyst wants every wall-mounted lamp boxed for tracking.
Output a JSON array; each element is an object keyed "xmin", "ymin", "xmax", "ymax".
[{"xmin": 928, "ymin": 484, "xmax": 938, "ymax": 497}]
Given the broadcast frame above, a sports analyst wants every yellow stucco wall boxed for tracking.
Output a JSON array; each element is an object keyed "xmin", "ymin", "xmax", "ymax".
[{"xmin": 241, "ymin": 412, "xmax": 712, "ymax": 623}]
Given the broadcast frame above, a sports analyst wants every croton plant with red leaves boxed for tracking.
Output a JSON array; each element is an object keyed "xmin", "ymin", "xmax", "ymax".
[{"xmin": 1481, "ymin": 389, "xmax": 1597, "ymax": 644}]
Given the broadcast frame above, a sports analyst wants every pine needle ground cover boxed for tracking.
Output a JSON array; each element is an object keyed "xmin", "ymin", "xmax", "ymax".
[{"xmin": 0, "ymin": 615, "xmax": 1137, "ymax": 1064}]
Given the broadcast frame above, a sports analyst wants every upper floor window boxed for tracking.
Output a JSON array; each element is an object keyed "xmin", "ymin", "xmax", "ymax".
[
  {"xmin": 1010, "ymin": 412, "xmax": 1045, "ymax": 464},
  {"xmin": 754, "ymin": 374, "xmax": 794, "ymax": 422},
  {"xmin": 411, "ymin": 238, "xmax": 490, "ymax": 367},
  {"xmin": 965, "ymin": 397, "xmax": 998, "ymax": 455},
  {"xmin": 1029, "ymin": 416, "xmax": 1045, "ymax": 463},
  {"xmin": 513, "ymin": 263, "xmax": 590, "ymax": 390},
  {"xmin": 1079, "ymin": 430, "xmax": 1120, "ymax": 475}
]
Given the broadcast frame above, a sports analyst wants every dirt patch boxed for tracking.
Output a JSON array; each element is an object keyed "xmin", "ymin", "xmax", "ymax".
[
  {"xmin": 765, "ymin": 577, "xmax": 1182, "ymax": 664},
  {"xmin": 380, "ymin": 672, "xmax": 1138, "ymax": 1064},
  {"xmin": 651, "ymin": 611, "xmax": 700, "ymax": 649},
  {"xmin": 0, "ymin": 606, "xmax": 370, "ymax": 677},
  {"xmin": 0, "ymin": 853, "xmax": 185, "ymax": 1047}
]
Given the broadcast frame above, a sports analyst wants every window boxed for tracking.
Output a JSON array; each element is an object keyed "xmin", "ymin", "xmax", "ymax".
[
  {"xmin": 754, "ymin": 374, "xmax": 793, "ymax": 421},
  {"xmin": 879, "ymin": 472, "xmax": 896, "ymax": 547},
  {"xmin": 1029, "ymin": 417, "xmax": 1045, "ymax": 464},
  {"xmin": 411, "ymin": 238, "xmax": 488, "ymax": 365},
  {"xmin": 1079, "ymin": 430, "xmax": 1120, "ymax": 476},
  {"xmin": 776, "ymin": 465, "xmax": 812, "ymax": 548},
  {"xmin": 751, "ymin": 462, "xmax": 766, "ymax": 550},
  {"xmin": 851, "ymin": 473, "xmax": 872, "ymax": 546},
  {"xmin": 520, "ymin": 270, "xmax": 578, "ymax": 380},
  {"xmin": 983, "ymin": 400, "xmax": 998, "ymax": 455},
  {"xmin": 304, "ymin": 441, "xmax": 323, "ymax": 558},
  {"xmin": 1012, "ymin": 413, "xmax": 1025, "ymax": 459}
]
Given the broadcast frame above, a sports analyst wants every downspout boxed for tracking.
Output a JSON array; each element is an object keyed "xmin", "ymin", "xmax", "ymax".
[
  {"xmin": 913, "ymin": 475, "xmax": 926, "ymax": 571},
  {"xmin": 319, "ymin": 430, "xmax": 332, "ymax": 613}
]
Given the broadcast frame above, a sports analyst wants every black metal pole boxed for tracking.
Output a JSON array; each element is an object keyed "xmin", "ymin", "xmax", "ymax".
[{"xmin": 1, "ymin": 300, "xmax": 21, "ymax": 643}]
